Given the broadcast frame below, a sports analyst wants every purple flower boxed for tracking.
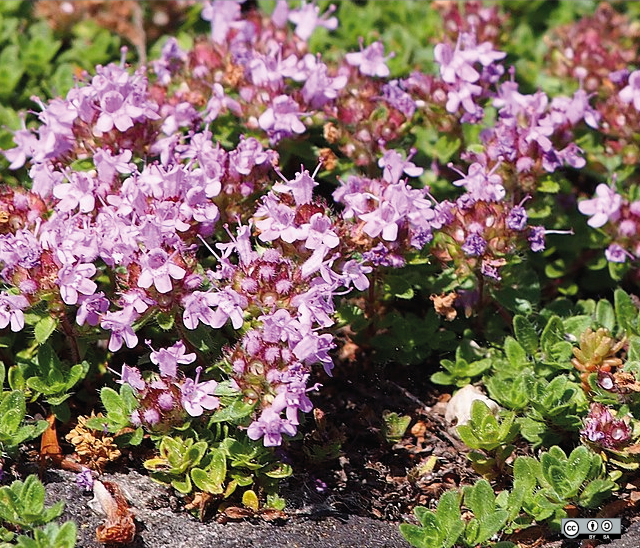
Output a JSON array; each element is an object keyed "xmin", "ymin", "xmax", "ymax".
[
  {"xmin": 206, "ymin": 288, "xmax": 247, "ymax": 329},
  {"xmin": 528, "ymin": 226, "xmax": 546, "ymax": 252},
  {"xmin": 359, "ymin": 202, "xmax": 401, "ymax": 242},
  {"xmin": 228, "ymin": 136, "xmax": 271, "ymax": 178},
  {"xmin": 304, "ymin": 213, "xmax": 339, "ymax": 251},
  {"xmin": 95, "ymin": 91, "xmax": 144, "ymax": 133},
  {"xmin": 259, "ymin": 309, "xmax": 300, "ymax": 344},
  {"xmin": 381, "ymin": 80, "xmax": 416, "ymax": 118},
  {"xmin": 341, "ymin": 260, "xmax": 372, "ymax": 291},
  {"xmin": 53, "ymin": 172, "xmax": 97, "ymax": 213},
  {"xmin": 301, "ymin": 58, "xmax": 347, "ymax": 109},
  {"xmin": 151, "ymin": 37, "xmax": 188, "ymax": 85},
  {"xmin": 255, "ymin": 196, "xmax": 302, "ymax": 243},
  {"xmin": 149, "ymin": 340, "xmax": 196, "ymax": 378},
  {"xmin": 273, "ymin": 166, "xmax": 318, "ymax": 205},
  {"xmin": 94, "ymin": 148, "xmax": 134, "ymax": 184},
  {"xmin": 605, "ymin": 244, "xmax": 628, "ymax": 263},
  {"xmin": 247, "ymin": 407, "xmax": 297, "ymax": 447},
  {"xmin": 378, "ymin": 149, "xmax": 423, "ymax": 184},
  {"xmin": 76, "ymin": 293, "xmax": 109, "ymax": 327},
  {"xmin": 137, "ymin": 248, "xmax": 186, "ymax": 294},
  {"xmin": 0, "ymin": 292, "xmax": 29, "ymax": 332},
  {"xmin": 182, "ymin": 291, "xmax": 219, "ymax": 330},
  {"xmin": 462, "ymin": 233, "xmax": 487, "ymax": 256},
  {"xmin": 619, "ymin": 70, "xmax": 640, "ymax": 111},
  {"xmin": 271, "ymin": 0, "xmax": 289, "ymax": 27},
  {"xmin": 434, "ymin": 40, "xmax": 480, "ymax": 85},
  {"xmin": 258, "ymin": 96, "xmax": 306, "ymax": 143},
  {"xmin": 0, "ymin": 229, "xmax": 41, "ymax": 273},
  {"xmin": 597, "ymin": 371, "xmax": 616, "ymax": 391},
  {"xmin": 180, "ymin": 366, "xmax": 219, "ymax": 417},
  {"xmin": 77, "ymin": 467, "xmax": 94, "ymax": 491},
  {"xmin": 506, "ymin": 205, "xmax": 528, "ymax": 231},
  {"xmin": 450, "ymin": 161, "xmax": 505, "ymax": 202},
  {"xmin": 201, "ymin": 0, "xmax": 242, "ymax": 43},
  {"xmin": 204, "ymin": 83, "xmax": 242, "ymax": 122},
  {"xmin": 292, "ymin": 331, "xmax": 335, "ymax": 375},
  {"xmin": 3, "ymin": 127, "xmax": 39, "ymax": 170},
  {"xmin": 288, "ymin": 1, "xmax": 338, "ymax": 41},
  {"xmin": 578, "ymin": 184, "xmax": 622, "ymax": 228},
  {"xmin": 57, "ymin": 260, "xmax": 97, "ymax": 305},
  {"xmin": 119, "ymin": 364, "xmax": 146, "ymax": 391},
  {"xmin": 480, "ymin": 260, "xmax": 501, "ymax": 281},
  {"xmin": 346, "ymin": 40, "xmax": 393, "ymax": 78},
  {"xmin": 582, "ymin": 403, "xmax": 631, "ymax": 449},
  {"xmin": 100, "ymin": 306, "xmax": 139, "ymax": 352}
]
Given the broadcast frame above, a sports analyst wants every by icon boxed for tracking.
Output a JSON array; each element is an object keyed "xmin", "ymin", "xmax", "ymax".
[
  {"xmin": 563, "ymin": 520, "xmax": 580, "ymax": 539},
  {"xmin": 587, "ymin": 520, "xmax": 598, "ymax": 533}
]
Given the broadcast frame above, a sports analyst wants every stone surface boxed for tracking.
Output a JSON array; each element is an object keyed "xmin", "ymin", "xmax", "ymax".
[{"xmin": 44, "ymin": 469, "xmax": 412, "ymax": 548}]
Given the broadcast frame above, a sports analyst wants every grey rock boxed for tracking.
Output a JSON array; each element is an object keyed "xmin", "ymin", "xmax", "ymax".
[{"xmin": 44, "ymin": 469, "xmax": 412, "ymax": 548}]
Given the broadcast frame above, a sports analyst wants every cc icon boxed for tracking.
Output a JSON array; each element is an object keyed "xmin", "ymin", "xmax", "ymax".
[{"xmin": 563, "ymin": 520, "xmax": 580, "ymax": 539}]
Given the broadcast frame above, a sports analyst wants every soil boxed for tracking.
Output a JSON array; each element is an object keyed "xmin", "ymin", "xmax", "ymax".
[{"xmin": 32, "ymin": 359, "xmax": 640, "ymax": 547}]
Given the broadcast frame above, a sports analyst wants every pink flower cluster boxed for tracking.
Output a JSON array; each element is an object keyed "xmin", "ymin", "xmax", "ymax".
[
  {"xmin": 578, "ymin": 182, "xmax": 640, "ymax": 264},
  {"xmin": 0, "ymin": 0, "xmax": 613, "ymax": 445}
]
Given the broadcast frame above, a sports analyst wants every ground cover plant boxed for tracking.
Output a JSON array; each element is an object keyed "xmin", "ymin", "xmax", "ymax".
[{"xmin": 3, "ymin": 1, "xmax": 640, "ymax": 546}]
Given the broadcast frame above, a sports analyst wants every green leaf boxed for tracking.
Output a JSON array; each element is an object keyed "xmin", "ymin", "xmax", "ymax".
[
  {"xmin": 399, "ymin": 523, "xmax": 436, "ymax": 548},
  {"xmin": 435, "ymin": 491, "xmax": 465, "ymax": 548},
  {"xmin": 596, "ymin": 299, "xmax": 615, "ymax": 331},
  {"xmin": 242, "ymin": 489, "xmax": 259, "ymax": 511},
  {"xmin": 34, "ymin": 316, "xmax": 57, "ymax": 344},
  {"xmin": 578, "ymin": 478, "xmax": 615, "ymax": 508},
  {"xmin": 171, "ymin": 476, "xmax": 192, "ymax": 494},
  {"xmin": 263, "ymin": 462, "xmax": 292, "ymax": 479},
  {"xmin": 430, "ymin": 371, "xmax": 455, "ymax": 386},
  {"xmin": 210, "ymin": 401, "xmax": 255, "ymax": 423},
  {"xmin": 100, "ymin": 387, "xmax": 123, "ymax": 416},
  {"xmin": 156, "ymin": 311, "xmax": 175, "ymax": 331},
  {"xmin": 615, "ymin": 288, "xmax": 638, "ymax": 335},
  {"xmin": 540, "ymin": 316, "xmax": 564, "ymax": 353},
  {"xmin": 513, "ymin": 315, "xmax": 539, "ymax": 355},
  {"xmin": 0, "ymin": 390, "xmax": 26, "ymax": 431},
  {"xmin": 503, "ymin": 337, "xmax": 528, "ymax": 368},
  {"xmin": 31, "ymin": 521, "xmax": 77, "ymax": 548}
]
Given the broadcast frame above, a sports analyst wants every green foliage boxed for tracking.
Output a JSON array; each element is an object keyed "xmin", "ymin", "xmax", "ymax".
[
  {"xmin": 462, "ymin": 480, "xmax": 509, "ymax": 547},
  {"xmin": 402, "ymin": 445, "xmax": 615, "ymax": 548},
  {"xmin": 399, "ymin": 490, "xmax": 465, "ymax": 548},
  {"xmin": 518, "ymin": 374, "xmax": 587, "ymax": 448},
  {"xmin": 0, "ymin": 476, "xmax": 64, "ymax": 531},
  {"xmin": 515, "ymin": 447, "xmax": 615, "ymax": 529},
  {"xmin": 0, "ymin": 390, "xmax": 48, "ymax": 458},
  {"xmin": 431, "ymin": 340, "xmax": 492, "ymax": 387},
  {"xmin": 457, "ymin": 400, "xmax": 519, "ymax": 478},
  {"xmin": 144, "ymin": 436, "xmax": 208, "ymax": 494},
  {"xmin": 0, "ymin": 522, "xmax": 77, "ymax": 548},
  {"xmin": 457, "ymin": 400, "xmax": 519, "ymax": 452},
  {"xmin": 20, "ymin": 344, "xmax": 86, "ymax": 412},
  {"xmin": 381, "ymin": 410, "xmax": 412, "ymax": 444},
  {"xmin": 144, "ymin": 431, "xmax": 292, "ymax": 506},
  {"xmin": 85, "ymin": 384, "xmax": 142, "ymax": 444}
]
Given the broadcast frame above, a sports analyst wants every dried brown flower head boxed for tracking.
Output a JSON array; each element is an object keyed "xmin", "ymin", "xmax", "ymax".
[
  {"xmin": 65, "ymin": 413, "xmax": 121, "ymax": 472},
  {"xmin": 430, "ymin": 292, "xmax": 458, "ymax": 321}
]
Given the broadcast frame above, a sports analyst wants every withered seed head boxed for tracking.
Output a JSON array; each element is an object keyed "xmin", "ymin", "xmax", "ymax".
[{"xmin": 65, "ymin": 413, "xmax": 121, "ymax": 473}]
